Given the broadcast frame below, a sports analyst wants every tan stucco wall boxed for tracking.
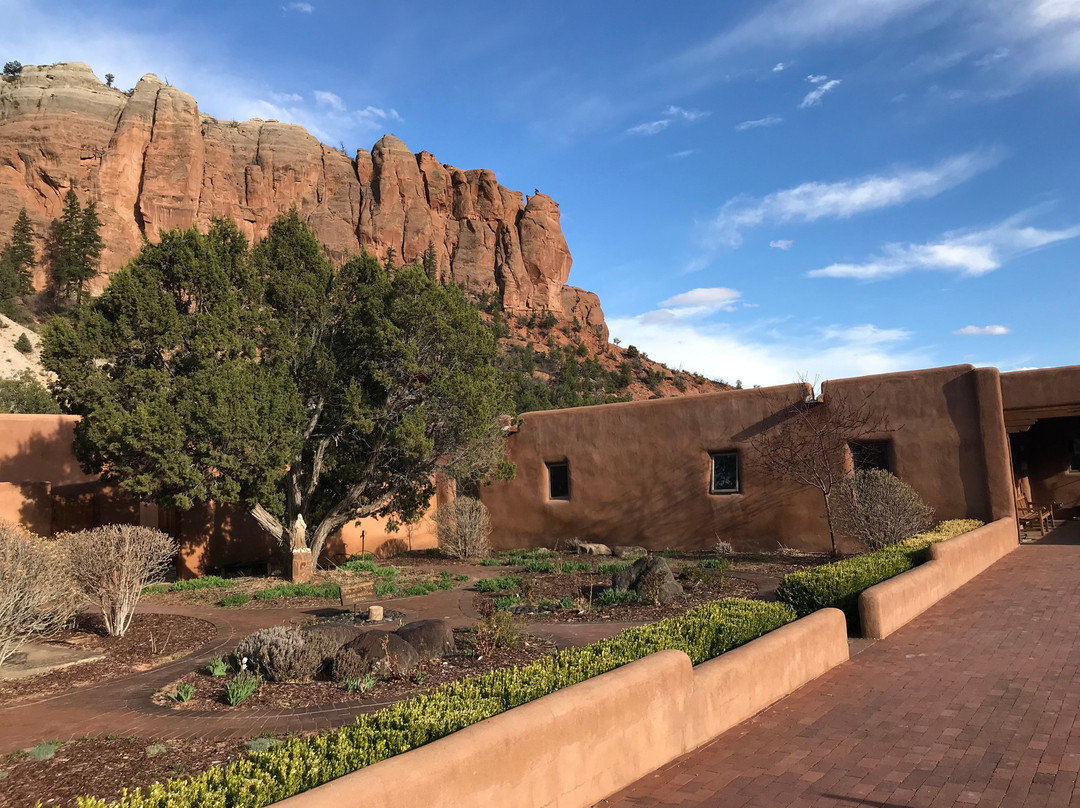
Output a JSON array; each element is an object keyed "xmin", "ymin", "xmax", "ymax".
[
  {"xmin": 274, "ymin": 609, "xmax": 849, "ymax": 808},
  {"xmin": 859, "ymin": 517, "xmax": 1018, "ymax": 639},
  {"xmin": 480, "ymin": 365, "xmax": 1012, "ymax": 554},
  {"xmin": 1001, "ymin": 365, "xmax": 1080, "ymax": 411}
]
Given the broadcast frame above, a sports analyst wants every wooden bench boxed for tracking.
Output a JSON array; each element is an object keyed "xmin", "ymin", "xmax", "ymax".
[
  {"xmin": 1016, "ymin": 496, "xmax": 1054, "ymax": 537},
  {"xmin": 339, "ymin": 580, "xmax": 375, "ymax": 612}
]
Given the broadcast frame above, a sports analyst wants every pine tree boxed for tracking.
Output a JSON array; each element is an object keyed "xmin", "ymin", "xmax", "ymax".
[
  {"xmin": 0, "ymin": 209, "xmax": 36, "ymax": 299},
  {"xmin": 49, "ymin": 190, "xmax": 102, "ymax": 304},
  {"xmin": 422, "ymin": 240, "xmax": 438, "ymax": 281},
  {"xmin": 74, "ymin": 200, "xmax": 104, "ymax": 304}
]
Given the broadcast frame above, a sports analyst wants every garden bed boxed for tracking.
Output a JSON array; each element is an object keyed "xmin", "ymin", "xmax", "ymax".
[
  {"xmin": 0, "ymin": 613, "xmax": 216, "ymax": 706},
  {"xmin": 152, "ymin": 628, "xmax": 556, "ymax": 712}
]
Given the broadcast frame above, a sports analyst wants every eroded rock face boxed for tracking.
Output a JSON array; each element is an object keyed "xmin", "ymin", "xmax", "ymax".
[{"xmin": 0, "ymin": 62, "xmax": 603, "ymax": 328}]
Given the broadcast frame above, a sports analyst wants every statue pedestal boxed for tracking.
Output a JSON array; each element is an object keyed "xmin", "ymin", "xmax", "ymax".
[{"xmin": 290, "ymin": 548, "xmax": 313, "ymax": 583}]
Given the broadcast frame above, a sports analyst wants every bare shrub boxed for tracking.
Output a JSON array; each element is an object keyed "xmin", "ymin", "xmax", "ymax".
[
  {"xmin": 434, "ymin": 496, "xmax": 491, "ymax": 559},
  {"xmin": 714, "ymin": 536, "xmax": 734, "ymax": 556},
  {"xmin": 833, "ymin": 469, "xmax": 935, "ymax": 551},
  {"xmin": 236, "ymin": 626, "xmax": 332, "ymax": 682},
  {"xmin": 0, "ymin": 523, "xmax": 78, "ymax": 667},
  {"xmin": 61, "ymin": 525, "xmax": 176, "ymax": 638}
]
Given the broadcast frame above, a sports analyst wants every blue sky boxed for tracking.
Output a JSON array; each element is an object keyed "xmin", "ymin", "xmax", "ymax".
[{"xmin": 3, "ymin": 0, "xmax": 1078, "ymax": 386}]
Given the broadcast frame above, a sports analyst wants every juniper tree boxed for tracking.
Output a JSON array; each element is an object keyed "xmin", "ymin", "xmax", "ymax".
[
  {"xmin": 42, "ymin": 211, "xmax": 511, "ymax": 561},
  {"xmin": 0, "ymin": 209, "xmax": 36, "ymax": 301},
  {"xmin": 49, "ymin": 191, "xmax": 102, "ymax": 304}
]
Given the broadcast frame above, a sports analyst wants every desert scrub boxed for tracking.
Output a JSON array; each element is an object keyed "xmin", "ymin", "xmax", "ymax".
[
  {"xmin": 73, "ymin": 598, "xmax": 793, "ymax": 808},
  {"xmin": 776, "ymin": 519, "xmax": 984, "ymax": 622},
  {"xmin": 475, "ymin": 575, "xmax": 523, "ymax": 593}
]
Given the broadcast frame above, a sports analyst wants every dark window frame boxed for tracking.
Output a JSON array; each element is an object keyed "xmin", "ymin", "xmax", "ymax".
[
  {"xmin": 708, "ymin": 450, "xmax": 740, "ymax": 495},
  {"xmin": 1069, "ymin": 437, "xmax": 1080, "ymax": 474},
  {"xmin": 547, "ymin": 461, "xmax": 570, "ymax": 500},
  {"xmin": 849, "ymin": 440, "xmax": 892, "ymax": 473}
]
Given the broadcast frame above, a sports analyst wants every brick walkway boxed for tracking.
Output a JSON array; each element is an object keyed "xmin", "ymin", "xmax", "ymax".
[{"xmin": 596, "ymin": 522, "xmax": 1080, "ymax": 808}]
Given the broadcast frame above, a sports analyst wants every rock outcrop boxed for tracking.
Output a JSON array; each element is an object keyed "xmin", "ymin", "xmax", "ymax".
[{"xmin": 0, "ymin": 63, "xmax": 604, "ymax": 337}]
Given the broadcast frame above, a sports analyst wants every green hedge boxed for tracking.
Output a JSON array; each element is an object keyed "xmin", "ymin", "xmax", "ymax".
[
  {"xmin": 76, "ymin": 598, "xmax": 795, "ymax": 808},
  {"xmin": 775, "ymin": 519, "xmax": 983, "ymax": 623}
]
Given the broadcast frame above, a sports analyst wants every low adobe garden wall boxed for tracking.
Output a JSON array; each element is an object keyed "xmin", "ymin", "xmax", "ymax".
[
  {"xmin": 276, "ymin": 608, "xmax": 849, "ymax": 808},
  {"xmin": 858, "ymin": 517, "xmax": 1018, "ymax": 639}
]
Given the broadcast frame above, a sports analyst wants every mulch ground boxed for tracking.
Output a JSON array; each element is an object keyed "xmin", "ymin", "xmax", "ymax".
[
  {"xmin": 152, "ymin": 628, "xmax": 556, "ymax": 712},
  {"xmin": 0, "ymin": 734, "xmax": 253, "ymax": 808},
  {"xmin": 0, "ymin": 614, "xmax": 216, "ymax": 707}
]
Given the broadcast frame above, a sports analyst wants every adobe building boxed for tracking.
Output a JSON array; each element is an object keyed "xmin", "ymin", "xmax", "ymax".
[{"xmin": 1, "ymin": 363, "xmax": 1077, "ymax": 574}]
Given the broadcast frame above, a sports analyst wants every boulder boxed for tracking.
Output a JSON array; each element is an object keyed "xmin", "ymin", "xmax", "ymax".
[
  {"xmin": 612, "ymin": 556, "xmax": 684, "ymax": 606},
  {"xmin": 335, "ymin": 630, "xmax": 420, "ymax": 680},
  {"xmin": 568, "ymin": 538, "xmax": 612, "ymax": 556},
  {"xmin": 299, "ymin": 623, "xmax": 363, "ymax": 648},
  {"xmin": 611, "ymin": 545, "xmax": 648, "ymax": 559},
  {"xmin": 394, "ymin": 619, "xmax": 456, "ymax": 661}
]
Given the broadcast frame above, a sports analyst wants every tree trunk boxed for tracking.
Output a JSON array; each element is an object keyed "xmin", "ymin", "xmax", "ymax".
[{"xmin": 823, "ymin": 491, "xmax": 839, "ymax": 556}]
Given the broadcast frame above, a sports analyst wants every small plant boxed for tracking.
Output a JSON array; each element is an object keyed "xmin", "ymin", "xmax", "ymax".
[
  {"xmin": 597, "ymin": 561, "xmax": 632, "ymax": 575},
  {"xmin": 698, "ymin": 558, "xmax": 732, "ymax": 571},
  {"xmin": 244, "ymin": 737, "xmax": 281, "ymax": 753},
  {"xmin": 434, "ymin": 496, "xmax": 492, "ymax": 559},
  {"xmin": 343, "ymin": 675, "xmax": 377, "ymax": 693},
  {"xmin": 225, "ymin": 670, "xmax": 260, "ymax": 706},
  {"xmin": 170, "ymin": 673, "xmax": 197, "ymax": 702},
  {"xmin": 372, "ymin": 566, "xmax": 398, "ymax": 579},
  {"xmin": 217, "ymin": 592, "xmax": 251, "ymax": 607},
  {"xmin": 558, "ymin": 595, "xmax": 574, "ymax": 610},
  {"xmin": 474, "ymin": 601, "xmax": 524, "ymax": 656},
  {"xmin": 477, "ymin": 557, "xmax": 504, "ymax": 566},
  {"xmin": 493, "ymin": 594, "xmax": 525, "ymax": 611},
  {"xmin": 412, "ymin": 663, "xmax": 428, "ymax": 685},
  {"xmin": 170, "ymin": 576, "xmax": 233, "ymax": 592},
  {"xmin": 595, "ymin": 588, "xmax": 642, "ymax": 607},
  {"xmin": 254, "ymin": 582, "xmax": 339, "ymax": 601},
  {"xmin": 436, "ymin": 571, "xmax": 454, "ymax": 590},
  {"xmin": 206, "ymin": 656, "xmax": 230, "ymax": 677},
  {"xmin": 833, "ymin": 468, "xmax": 935, "ymax": 551},
  {"xmin": 374, "ymin": 581, "xmax": 398, "ymax": 597},
  {"xmin": 145, "ymin": 743, "xmax": 169, "ymax": 757},
  {"xmin": 29, "ymin": 742, "xmax": 61, "ymax": 761},
  {"xmin": 714, "ymin": 537, "xmax": 735, "ymax": 556},
  {"xmin": 453, "ymin": 574, "xmax": 469, "ymax": 582},
  {"xmin": 561, "ymin": 560, "xmax": 592, "ymax": 573},
  {"xmin": 401, "ymin": 582, "xmax": 436, "ymax": 596},
  {"xmin": 475, "ymin": 575, "xmax": 523, "ymax": 593},
  {"xmin": 522, "ymin": 559, "xmax": 555, "ymax": 573},
  {"xmin": 13, "ymin": 333, "xmax": 32, "ymax": 354},
  {"xmin": 141, "ymin": 583, "xmax": 171, "ymax": 595}
]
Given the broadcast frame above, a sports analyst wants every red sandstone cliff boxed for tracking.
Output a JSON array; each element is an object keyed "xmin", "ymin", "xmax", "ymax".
[{"xmin": 0, "ymin": 62, "xmax": 606, "ymax": 338}]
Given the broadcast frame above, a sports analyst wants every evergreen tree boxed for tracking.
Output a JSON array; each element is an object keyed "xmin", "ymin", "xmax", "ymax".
[
  {"xmin": 422, "ymin": 240, "xmax": 438, "ymax": 281},
  {"xmin": 74, "ymin": 200, "xmax": 104, "ymax": 304},
  {"xmin": 0, "ymin": 209, "xmax": 36, "ymax": 298},
  {"xmin": 49, "ymin": 190, "xmax": 102, "ymax": 304}
]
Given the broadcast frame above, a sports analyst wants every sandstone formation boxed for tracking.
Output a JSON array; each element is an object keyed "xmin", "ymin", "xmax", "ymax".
[{"xmin": 0, "ymin": 63, "xmax": 605, "ymax": 337}]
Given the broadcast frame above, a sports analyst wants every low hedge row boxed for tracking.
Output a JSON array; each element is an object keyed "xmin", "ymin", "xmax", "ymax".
[
  {"xmin": 775, "ymin": 519, "xmax": 983, "ymax": 622},
  {"xmin": 76, "ymin": 598, "xmax": 795, "ymax": 808}
]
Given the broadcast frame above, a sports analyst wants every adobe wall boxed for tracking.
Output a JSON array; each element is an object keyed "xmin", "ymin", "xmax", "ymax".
[
  {"xmin": 1000, "ymin": 365, "xmax": 1080, "ymax": 410},
  {"xmin": 480, "ymin": 365, "xmax": 1011, "ymax": 554}
]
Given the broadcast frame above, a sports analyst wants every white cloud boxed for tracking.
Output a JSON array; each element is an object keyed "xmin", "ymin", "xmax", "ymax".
[
  {"xmin": 808, "ymin": 215, "xmax": 1080, "ymax": 280},
  {"xmin": 703, "ymin": 150, "xmax": 1001, "ymax": 249},
  {"xmin": 955, "ymin": 325, "xmax": 1010, "ymax": 335},
  {"xmin": 314, "ymin": 90, "xmax": 346, "ymax": 111},
  {"xmin": 608, "ymin": 315, "xmax": 930, "ymax": 387},
  {"xmin": 736, "ymin": 114, "xmax": 783, "ymax": 130},
  {"xmin": 659, "ymin": 287, "xmax": 743, "ymax": 312},
  {"xmin": 799, "ymin": 75, "xmax": 841, "ymax": 107},
  {"xmin": 670, "ymin": 149, "xmax": 697, "ymax": 159},
  {"xmin": 773, "ymin": 62, "xmax": 786, "ymax": 72},
  {"xmin": 627, "ymin": 105, "xmax": 708, "ymax": 136},
  {"xmin": 284, "ymin": 2, "xmax": 314, "ymax": 12},
  {"xmin": 270, "ymin": 91, "xmax": 304, "ymax": 104},
  {"xmin": 770, "ymin": 239, "xmax": 794, "ymax": 250}
]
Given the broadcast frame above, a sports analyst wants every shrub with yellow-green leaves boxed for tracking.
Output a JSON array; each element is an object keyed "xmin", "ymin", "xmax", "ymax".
[
  {"xmin": 75, "ymin": 598, "xmax": 794, "ymax": 808},
  {"xmin": 775, "ymin": 519, "xmax": 984, "ymax": 624}
]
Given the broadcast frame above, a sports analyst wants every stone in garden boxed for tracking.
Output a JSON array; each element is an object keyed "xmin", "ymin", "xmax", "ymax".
[
  {"xmin": 612, "ymin": 556, "xmax": 684, "ymax": 606},
  {"xmin": 572, "ymin": 541, "xmax": 611, "ymax": 556},
  {"xmin": 367, "ymin": 605, "xmax": 384, "ymax": 622},
  {"xmin": 611, "ymin": 545, "xmax": 647, "ymax": 558},
  {"xmin": 299, "ymin": 623, "xmax": 364, "ymax": 648},
  {"xmin": 339, "ymin": 630, "xmax": 420, "ymax": 678},
  {"xmin": 394, "ymin": 619, "xmax": 456, "ymax": 660}
]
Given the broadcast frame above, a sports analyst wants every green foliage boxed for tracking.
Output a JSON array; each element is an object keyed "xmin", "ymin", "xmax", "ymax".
[
  {"xmin": 522, "ymin": 559, "xmax": 555, "ymax": 573},
  {"xmin": 597, "ymin": 561, "xmax": 632, "ymax": 574},
  {"xmin": 42, "ymin": 212, "xmax": 510, "ymax": 562},
  {"xmin": 29, "ymin": 742, "xmax": 60, "ymax": 762},
  {"xmin": 169, "ymin": 576, "xmax": 233, "ymax": 592},
  {"xmin": 339, "ymin": 557, "xmax": 397, "ymax": 579},
  {"xmin": 595, "ymin": 588, "xmax": 642, "ymax": 607},
  {"xmin": 498, "ymin": 338, "xmax": 633, "ymax": 415},
  {"xmin": 421, "ymin": 240, "xmax": 438, "ymax": 281},
  {"xmin": 0, "ymin": 209, "xmax": 36, "ymax": 301},
  {"xmin": 170, "ymin": 674, "xmax": 196, "ymax": 702},
  {"xmin": 560, "ymin": 560, "xmax": 592, "ymax": 573},
  {"xmin": 453, "ymin": 574, "xmax": 469, "ymax": 582},
  {"xmin": 224, "ymin": 671, "xmax": 260, "ymax": 706},
  {"xmin": 144, "ymin": 744, "xmax": 169, "ymax": 757},
  {"xmin": 2, "ymin": 61, "xmax": 21, "ymax": 77},
  {"xmin": 13, "ymin": 332, "xmax": 31, "ymax": 353},
  {"xmin": 493, "ymin": 594, "xmax": 524, "ymax": 610},
  {"xmin": 254, "ymin": 582, "xmax": 339, "ymax": 601},
  {"xmin": 0, "ymin": 370, "xmax": 60, "ymax": 414},
  {"xmin": 475, "ymin": 575, "xmax": 523, "ymax": 593},
  {"xmin": 538, "ymin": 311, "xmax": 558, "ymax": 330},
  {"xmin": 775, "ymin": 519, "xmax": 983, "ymax": 622},
  {"xmin": 373, "ymin": 581, "xmax": 398, "ymax": 597},
  {"xmin": 245, "ymin": 739, "xmax": 281, "ymax": 754},
  {"xmin": 343, "ymin": 675, "xmax": 377, "ymax": 693},
  {"xmin": 697, "ymin": 558, "xmax": 732, "ymax": 571},
  {"xmin": 217, "ymin": 592, "xmax": 252, "ymax": 607},
  {"xmin": 206, "ymin": 656, "xmax": 230, "ymax": 677},
  {"xmin": 558, "ymin": 596, "xmax": 574, "ymax": 609},
  {"xmin": 74, "ymin": 598, "xmax": 792, "ymax": 808},
  {"xmin": 140, "ymin": 584, "xmax": 171, "ymax": 596},
  {"xmin": 48, "ymin": 190, "xmax": 102, "ymax": 304}
]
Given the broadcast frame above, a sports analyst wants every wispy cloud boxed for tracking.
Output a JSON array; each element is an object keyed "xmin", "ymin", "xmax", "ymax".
[
  {"xmin": 772, "ymin": 62, "xmax": 787, "ymax": 72},
  {"xmin": 660, "ymin": 287, "xmax": 743, "ymax": 312},
  {"xmin": 627, "ymin": 105, "xmax": 708, "ymax": 136},
  {"xmin": 702, "ymin": 149, "xmax": 1001, "ymax": 250},
  {"xmin": 313, "ymin": 90, "xmax": 346, "ymax": 112},
  {"xmin": 799, "ymin": 74, "xmax": 841, "ymax": 108},
  {"xmin": 975, "ymin": 47, "xmax": 1010, "ymax": 68},
  {"xmin": 608, "ymin": 314, "xmax": 930, "ymax": 387},
  {"xmin": 736, "ymin": 114, "xmax": 782, "ymax": 131},
  {"xmin": 770, "ymin": 239, "xmax": 794, "ymax": 250},
  {"xmin": 670, "ymin": 149, "xmax": 697, "ymax": 159},
  {"xmin": 284, "ymin": 2, "xmax": 314, "ymax": 12},
  {"xmin": 956, "ymin": 325, "xmax": 1010, "ymax": 335},
  {"xmin": 809, "ymin": 215, "xmax": 1080, "ymax": 280}
]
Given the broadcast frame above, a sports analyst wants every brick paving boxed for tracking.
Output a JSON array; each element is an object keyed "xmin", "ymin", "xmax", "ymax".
[{"xmin": 596, "ymin": 522, "xmax": 1080, "ymax": 808}]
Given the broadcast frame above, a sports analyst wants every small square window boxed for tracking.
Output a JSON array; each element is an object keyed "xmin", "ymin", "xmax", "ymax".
[
  {"xmin": 850, "ymin": 441, "xmax": 891, "ymax": 473},
  {"xmin": 709, "ymin": 451, "xmax": 739, "ymax": 494},
  {"xmin": 547, "ymin": 462, "xmax": 570, "ymax": 500}
]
